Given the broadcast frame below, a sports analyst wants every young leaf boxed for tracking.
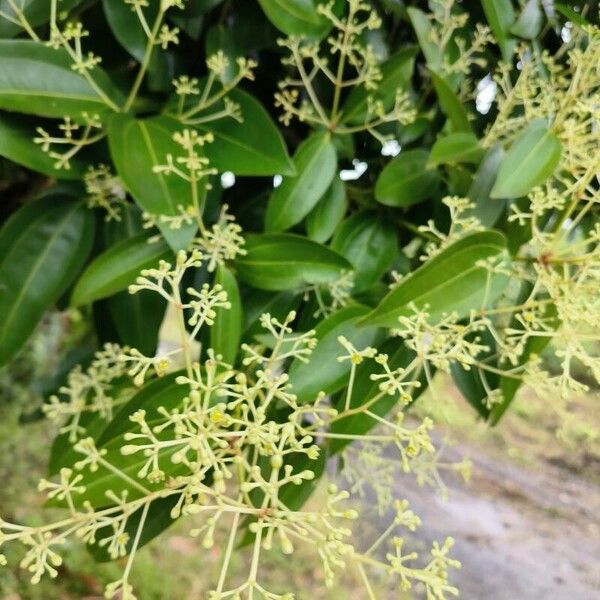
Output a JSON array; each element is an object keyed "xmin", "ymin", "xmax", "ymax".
[
  {"xmin": 306, "ymin": 176, "xmax": 347, "ymax": 243},
  {"xmin": 375, "ymin": 149, "xmax": 438, "ymax": 207},
  {"xmin": 108, "ymin": 113, "xmax": 200, "ymax": 251},
  {"xmin": 235, "ymin": 233, "xmax": 352, "ymax": 291},
  {"xmin": 427, "ymin": 132, "xmax": 483, "ymax": 167},
  {"xmin": 0, "ymin": 40, "xmax": 123, "ymax": 117},
  {"xmin": 288, "ymin": 304, "xmax": 383, "ymax": 403},
  {"xmin": 429, "ymin": 70, "xmax": 472, "ymax": 133},
  {"xmin": 490, "ymin": 120, "xmax": 562, "ymax": 199},
  {"xmin": 331, "ymin": 212, "xmax": 397, "ymax": 291},
  {"xmin": 71, "ymin": 233, "xmax": 172, "ymax": 307},
  {"xmin": 196, "ymin": 88, "xmax": 294, "ymax": 176},
  {"xmin": 0, "ymin": 197, "xmax": 94, "ymax": 366},
  {"xmin": 210, "ymin": 264, "xmax": 242, "ymax": 365},
  {"xmin": 359, "ymin": 231, "xmax": 509, "ymax": 328},
  {"xmin": 265, "ymin": 131, "xmax": 337, "ymax": 231}
]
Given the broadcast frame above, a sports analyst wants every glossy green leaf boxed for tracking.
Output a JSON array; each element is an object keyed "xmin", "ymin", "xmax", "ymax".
[
  {"xmin": 481, "ymin": 0, "xmax": 516, "ymax": 61},
  {"xmin": 0, "ymin": 114, "xmax": 86, "ymax": 179},
  {"xmin": 0, "ymin": 196, "xmax": 94, "ymax": 366},
  {"xmin": 306, "ymin": 176, "xmax": 347, "ymax": 243},
  {"xmin": 108, "ymin": 113, "xmax": 199, "ymax": 251},
  {"xmin": 210, "ymin": 264, "xmax": 242, "ymax": 364},
  {"xmin": 196, "ymin": 88, "xmax": 294, "ymax": 176},
  {"xmin": 288, "ymin": 304, "xmax": 383, "ymax": 403},
  {"xmin": 510, "ymin": 0, "xmax": 543, "ymax": 39},
  {"xmin": 236, "ymin": 233, "xmax": 352, "ymax": 291},
  {"xmin": 359, "ymin": 231, "xmax": 509, "ymax": 328},
  {"xmin": 256, "ymin": 0, "xmax": 338, "ymax": 36},
  {"xmin": 342, "ymin": 47, "xmax": 417, "ymax": 124},
  {"xmin": 428, "ymin": 132, "xmax": 483, "ymax": 167},
  {"xmin": 467, "ymin": 144, "xmax": 506, "ymax": 227},
  {"xmin": 490, "ymin": 120, "xmax": 562, "ymax": 199},
  {"xmin": 265, "ymin": 132, "xmax": 337, "ymax": 231},
  {"xmin": 331, "ymin": 212, "xmax": 397, "ymax": 291},
  {"xmin": 71, "ymin": 233, "xmax": 172, "ymax": 307},
  {"xmin": 0, "ymin": 0, "xmax": 81, "ymax": 38},
  {"xmin": 0, "ymin": 40, "xmax": 123, "ymax": 117},
  {"xmin": 241, "ymin": 289, "xmax": 299, "ymax": 341},
  {"xmin": 375, "ymin": 149, "xmax": 438, "ymax": 207},
  {"xmin": 430, "ymin": 70, "xmax": 472, "ymax": 133}
]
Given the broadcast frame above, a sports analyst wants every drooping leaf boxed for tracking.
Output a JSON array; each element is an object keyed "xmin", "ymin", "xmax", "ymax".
[
  {"xmin": 490, "ymin": 120, "xmax": 561, "ymax": 199},
  {"xmin": 306, "ymin": 176, "xmax": 347, "ymax": 243},
  {"xmin": 71, "ymin": 233, "xmax": 172, "ymax": 307},
  {"xmin": 342, "ymin": 47, "xmax": 417, "ymax": 124},
  {"xmin": 0, "ymin": 196, "xmax": 94, "ymax": 366},
  {"xmin": 331, "ymin": 212, "xmax": 397, "ymax": 291},
  {"xmin": 0, "ymin": 40, "xmax": 123, "ymax": 117},
  {"xmin": 210, "ymin": 264, "xmax": 242, "ymax": 364},
  {"xmin": 359, "ymin": 231, "xmax": 509, "ymax": 328},
  {"xmin": 427, "ymin": 132, "xmax": 483, "ymax": 167},
  {"xmin": 265, "ymin": 131, "xmax": 337, "ymax": 231},
  {"xmin": 107, "ymin": 113, "xmax": 199, "ymax": 251},
  {"xmin": 288, "ymin": 304, "xmax": 383, "ymax": 403},
  {"xmin": 429, "ymin": 70, "xmax": 472, "ymax": 133},
  {"xmin": 375, "ymin": 149, "xmax": 439, "ymax": 207},
  {"xmin": 235, "ymin": 233, "xmax": 352, "ymax": 291},
  {"xmin": 195, "ymin": 88, "xmax": 294, "ymax": 176}
]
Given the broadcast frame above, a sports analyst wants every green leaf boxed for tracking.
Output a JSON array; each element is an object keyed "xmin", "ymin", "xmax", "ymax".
[
  {"xmin": 374, "ymin": 149, "xmax": 438, "ymax": 207},
  {"xmin": 0, "ymin": 40, "xmax": 123, "ymax": 117},
  {"xmin": 265, "ymin": 132, "xmax": 337, "ymax": 232},
  {"xmin": 210, "ymin": 264, "xmax": 242, "ymax": 364},
  {"xmin": 407, "ymin": 7, "xmax": 442, "ymax": 70},
  {"xmin": 0, "ymin": 0, "xmax": 82, "ymax": 38},
  {"xmin": 481, "ymin": 0, "xmax": 516, "ymax": 61},
  {"xmin": 429, "ymin": 70, "xmax": 472, "ymax": 133},
  {"xmin": 554, "ymin": 2, "xmax": 590, "ymax": 28},
  {"xmin": 510, "ymin": 0, "xmax": 543, "ymax": 39},
  {"xmin": 288, "ymin": 304, "xmax": 383, "ymax": 403},
  {"xmin": 427, "ymin": 132, "xmax": 483, "ymax": 167},
  {"xmin": 71, "ymin": 233, "xmax": 172, "ymax": 307},
  {"xmin": 490, "ymin": 120, "xmax": 561, "ymax": 199},
  {"xmin": 0, "ymin": 196, "xmax": 94, "ymax": 366},
  {"xmin": 196, "ymin": 88, "xmax": 294, "ymax": 176},
  {"xmin": 342, "ymin": 47, "xmax": 417, "ymax": 124},
  {"xmin": 306, "ymin": 176, "xmax": 347, "ymax": 243},
  {"xmin": 0, "ymin": 114, "xmax": 86, "ymax": 179},
  {"xmin": 466, "ymin": 144, "xmax": 506, "ymax": 227},
  {"xmin": 107, "ymin": 113, "xmax": 199, "ymax": 251},
  {"xmin": 256, "ymin": 0, "xmax": 338, "ymax": 36},
  {"xmin": 331, "ymin": 212, "xmax": 397, "ymax": 291},
  {"xmin": 236, "ymin": 233, "xmax": 352, "ymax": 292},
  {"xmin": 359, "ymin": 231, "xmax": 509, "ymax": 328},
  {"xmin": 241, "ymin": 289, "xmax": 299, "ymax": 341}
]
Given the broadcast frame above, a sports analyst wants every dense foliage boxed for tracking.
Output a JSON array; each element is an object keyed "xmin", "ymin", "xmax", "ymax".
[{"xmin": 0, "ymin": 0, "xmax": 599, "ymax": 598}]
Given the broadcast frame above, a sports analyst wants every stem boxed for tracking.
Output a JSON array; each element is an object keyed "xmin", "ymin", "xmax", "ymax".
[{"xmin": 124, "ymin": 7, "xmax": 165, "ymax": 111}]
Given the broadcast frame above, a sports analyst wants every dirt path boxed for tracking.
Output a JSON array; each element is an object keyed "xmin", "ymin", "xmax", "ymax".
[{"xmin": 369, "ymin": 441, "xmax": 600, "ymax": 599}]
